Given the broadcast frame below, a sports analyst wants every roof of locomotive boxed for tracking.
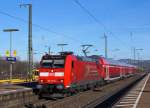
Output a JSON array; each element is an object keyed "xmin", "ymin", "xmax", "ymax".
[{"xmin": 42, "ymin": 52, "xmax": 73, "ymax": 59}]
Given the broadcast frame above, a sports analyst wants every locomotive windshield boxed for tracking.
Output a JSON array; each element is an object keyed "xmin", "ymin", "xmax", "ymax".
[{"xmin": 41, "ymin": 59, "xmax": 65, "ymax": 68}]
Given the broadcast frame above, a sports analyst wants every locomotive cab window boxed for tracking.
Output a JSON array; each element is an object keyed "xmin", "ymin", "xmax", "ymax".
[
  {"xmin": 41, "ymin": 59, "xmax": 65, "ymax": 68},
  {"xmin": 41, "ymin": 60, "xmax": 53, "ymax": 68},
  {"xmin": 53, "ymin": 59, "xmax": 65, "ymax": 68}
]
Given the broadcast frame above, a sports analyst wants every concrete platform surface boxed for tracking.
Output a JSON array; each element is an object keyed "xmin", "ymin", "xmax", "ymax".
[
  {"xmin": 0, "ymin": 84, "xmax": 38, "ymax": 108},
  {"xmin": 137, "ymin": 73, "xmax": 150, "ymax": 108},
  {"xmin": 0, "ymin": 84, "xmax": 31, "ymax": 95}
]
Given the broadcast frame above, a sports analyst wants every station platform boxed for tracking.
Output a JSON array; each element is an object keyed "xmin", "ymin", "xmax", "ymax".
[
  {"xmin": 137, "ymin": 73, "xmax": 150, "ymax": 108},
  {"xmin": 0, "ymin": 79, "xmax": 38, "ymax": 91},
  {"xmin": 0, "ymin": 84, "xmax": 31, "ymax": 94},
  {"xmin": 0, "ymin": 78, "xmax": 37, "ymax": 84},
  {"xmin": 0, "ymin": 84, "xmax": 38, "ymax": 108}
]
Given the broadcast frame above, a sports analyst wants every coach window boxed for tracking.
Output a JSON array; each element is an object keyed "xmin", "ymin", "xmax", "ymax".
[{"xmin": 96, "ymin": 61, "xmax": 99, "ymax": 65}]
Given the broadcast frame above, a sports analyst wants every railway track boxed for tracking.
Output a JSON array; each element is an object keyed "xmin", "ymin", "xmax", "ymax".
[
  {"xmin": 24, "ymin": 99, "xmax": 52, "ymax": 108},
  {"xmin": 23, "ymin": 73, "xmax": 146, "ymax": 108}
]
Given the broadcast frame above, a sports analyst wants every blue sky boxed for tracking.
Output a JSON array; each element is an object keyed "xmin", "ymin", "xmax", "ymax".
[{"xmin": 0, "ymin": 0, "xmax": 150, "ymax": 61}]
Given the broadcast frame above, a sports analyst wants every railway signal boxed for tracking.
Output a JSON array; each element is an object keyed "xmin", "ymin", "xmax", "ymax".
[
  {"xmin": 5, "ymin": 50, "xmax": 10, "ymax": 57},
  {"xmin": 13, "ymin": 50, "xmax": 17, "ymax": 57},
  {"xmin": 3, "ymin": 28, "xmax": 19, "ymax": 83}
]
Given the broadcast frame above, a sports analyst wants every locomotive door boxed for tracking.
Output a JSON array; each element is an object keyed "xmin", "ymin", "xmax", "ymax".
[
  {"xmin": 71, "ymin": 61, "xmax": 77, "ymax": 83},
  {"xmin": 105, "ymin": 65, "xmax": 110, "ymax": 80}
]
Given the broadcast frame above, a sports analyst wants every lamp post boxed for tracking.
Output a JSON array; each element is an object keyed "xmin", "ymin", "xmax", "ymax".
[{"xmin": 3, "ymin": 29, "xmax": 19, "ymax": 82}]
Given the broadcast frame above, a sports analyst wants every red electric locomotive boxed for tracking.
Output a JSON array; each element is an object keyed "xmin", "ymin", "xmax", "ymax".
[
  {"xmin": 38, "ymin": 52, "xmax": 137, "ymax": 97},
  {"xmin": 38, "ymin": 52, "xmax": 102, "ymax": 97}
]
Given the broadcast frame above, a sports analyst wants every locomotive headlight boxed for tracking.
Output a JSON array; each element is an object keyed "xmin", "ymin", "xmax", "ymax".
[
  {"xmin": 48, "ymin": 80, "xmax": 51, "ymax": 82},
  {"xmin": 39, "ymin": 72, "xmax": 49, "ymax": 76},
  {"xmin": 40, "ymin": 80, "xmax": 43, "ymax": 83},
  {"xmin": 60, "ymin": 80, "xmax": 64, "ymax": 82},
  {"xmin": 54, "ymin": 72, "xmax": 64, "ymax": 77}
]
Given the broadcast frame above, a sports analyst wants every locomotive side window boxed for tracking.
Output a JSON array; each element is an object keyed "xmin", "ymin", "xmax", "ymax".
[{"xmin": 72, "ymin": 61, "xmax": 74, "ymax": 68}]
